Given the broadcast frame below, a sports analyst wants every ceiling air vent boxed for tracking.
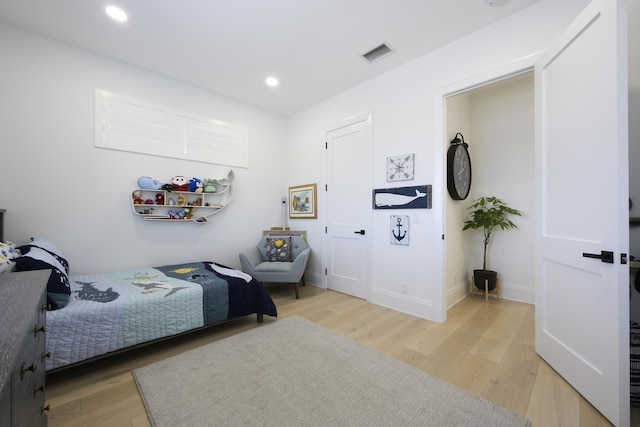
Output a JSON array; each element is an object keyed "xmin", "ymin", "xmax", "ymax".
[{"xmin": 362, "ymin": 43, "xmax": 394, "ymax": 64}]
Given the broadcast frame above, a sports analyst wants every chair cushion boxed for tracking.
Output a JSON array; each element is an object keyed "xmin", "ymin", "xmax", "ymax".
[
  {"xmin": 254, "ymin": 262, "xmax": 293, "ymax": 273},
  {"xmin": 265, "ymin": 237, "xmax": 291, "ymax": 262}
]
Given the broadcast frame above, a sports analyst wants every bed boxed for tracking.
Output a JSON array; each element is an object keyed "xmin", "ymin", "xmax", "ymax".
[{"xmin": 3, "ymin": 237, "xmax": 277, "ymax": 371}]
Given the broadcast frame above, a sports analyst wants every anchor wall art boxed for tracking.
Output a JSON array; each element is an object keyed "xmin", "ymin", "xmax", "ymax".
[
  {"xmin": 373, "ymin": 185, "xmax": 432, "ymax": 209},
  {"xmin": 390, "ymin": 215, "xmax": 410, "ymax": 245}
]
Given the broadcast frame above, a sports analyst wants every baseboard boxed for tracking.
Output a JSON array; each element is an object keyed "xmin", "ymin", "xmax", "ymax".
[
  {"xmin": 370, "ymin": 287, "xmax": 434, "ymax": 321},
  {"xmin": 446, "ymin": 281, "xmax": 470, "ymax": 309},
  {"xmin": 497, "ymin": 281, "xmax": 534, "ymax": 304},
  {"xmin": 309, "ymin": 273, "xmax": 533, "ymax": 315},
  {"xmin": 303, "ymin": 271, "xmax": 323, "ymax": 288},
  {"xmin": 463, "ymin": 281, "xmax": 534, "ymax": 305}
]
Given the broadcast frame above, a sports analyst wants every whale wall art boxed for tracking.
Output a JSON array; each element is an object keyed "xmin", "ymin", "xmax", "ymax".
[{"xmin": 373, "ymin": 185, "xmax": 432, "ymax": 209}]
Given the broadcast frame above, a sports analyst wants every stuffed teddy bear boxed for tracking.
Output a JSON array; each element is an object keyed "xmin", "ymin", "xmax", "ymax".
[
  {"xmin": 183, "ymin": 207, "xmax": 194, "ymax": 220},
  {"xmin": 176, "ymin": 194, "xmax": 187, "ymax": 206},
  {"xmin": 188, "ymin": 178, "xmax": 203, "ymax": 193},
  {"xmin": 202, "ymin": 179, "xmax": 217, "ymax": 193},
  {"xmin": 138, "ymin": 176, "xmax": 163, "ymax": 190},
  {"xmin": 171, "ymin": 176, "xmax": 188, "ymax": 191}
]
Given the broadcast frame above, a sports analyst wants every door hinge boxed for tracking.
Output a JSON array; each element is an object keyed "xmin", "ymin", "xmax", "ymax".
[
  {"xmin": 325, "ymin": 184, "xmax": 328, "ymax": 191},
  {"xmin": 442, "ymin": 234, "xmax": 445, "ymax": 240},
  {"xmin": 325, "ymin": 141, "xmax": 328, "ymax": 149},
  {"xmin": 325, "ymin": 268, "xmax": 327, "ymax": 276},
  {"xmin": 325, "ymin": 226, "xmax": 327, "ymax": 233}
]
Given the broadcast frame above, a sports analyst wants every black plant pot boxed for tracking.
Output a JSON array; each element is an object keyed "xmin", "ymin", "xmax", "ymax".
[{"xmin": 473, "ymin": 269, "xmax": 497, "ymax": 292}]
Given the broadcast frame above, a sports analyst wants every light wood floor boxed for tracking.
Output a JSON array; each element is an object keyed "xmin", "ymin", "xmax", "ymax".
[{"xmin": 46, "ymin": 284, "xmax": 628, "ymax": 426}]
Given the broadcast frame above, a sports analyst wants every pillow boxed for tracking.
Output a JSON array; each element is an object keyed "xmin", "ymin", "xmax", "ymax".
[
  {"xmin": 0, "ymin": 241, "xmax": 20, "ymax": 274},
  {"xmin": 14, "ymin": 238, "xmax": 71, "ymax": 310},
  {"xmin": 265, "ymin": 237, "xmax": 292, "ymax": 262},
  {"xmin": 18, "ymin": 237, "xmax": 70, "ymax": 274}
]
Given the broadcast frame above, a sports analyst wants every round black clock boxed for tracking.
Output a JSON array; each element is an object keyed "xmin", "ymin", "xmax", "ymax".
[{"xmin": 447, "ymin": 133, "xmax": 472, "ymax": 200}]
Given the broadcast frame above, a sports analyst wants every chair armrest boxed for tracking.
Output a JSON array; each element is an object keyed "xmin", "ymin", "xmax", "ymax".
[
  {"xmin": 239, "ymin": 247, "xmax": 264, "ymax": 273},
  {"xmin": 290, "ymin": 247, "xmax": 311, "ymax": 281}
]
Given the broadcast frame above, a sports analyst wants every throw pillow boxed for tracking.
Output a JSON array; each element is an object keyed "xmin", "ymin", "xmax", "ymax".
[
  {"xmin": 18, "ymin": 237, "xmax": 70, "ymax": 274},
  {"xmin": 14, "ymin": 239, "xmax": 71, "ymax": 310},
  {"xmin": 265, "ymin": 237, "xmax": 291, "ymax": 262},
  {"xmin": 0, "ymin": 241, "xmax": 20, "ymax": 273}
]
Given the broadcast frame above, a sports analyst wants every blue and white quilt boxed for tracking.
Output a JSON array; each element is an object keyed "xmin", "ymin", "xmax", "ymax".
[{"xmin": 45, "ymin": 261, "xmax": 277, "ymax": 371}]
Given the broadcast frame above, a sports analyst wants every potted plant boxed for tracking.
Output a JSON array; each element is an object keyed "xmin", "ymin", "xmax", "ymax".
[{"xmin": 463, "ymin": 196, "xmax": 522, "ymax": 292}]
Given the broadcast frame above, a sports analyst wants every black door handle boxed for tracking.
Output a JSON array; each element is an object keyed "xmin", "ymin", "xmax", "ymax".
[
  {"xmin": 354, "ymin": 230, "xmax": 365, "ymax": 235},
  {"xmin": 582, "ymin": 250, "xmax": 614, "ymax": 263}
]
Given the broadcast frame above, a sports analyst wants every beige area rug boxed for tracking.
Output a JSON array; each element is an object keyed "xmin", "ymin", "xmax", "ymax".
[{"xmin": 133, "ymin": 315, "xmax": 530, "ymax": 427}]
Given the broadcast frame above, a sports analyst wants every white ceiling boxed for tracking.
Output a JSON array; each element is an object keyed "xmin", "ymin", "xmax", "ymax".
[{"xmin": 0, "ymin": 0, "xmax": 542, "ymax": 116}]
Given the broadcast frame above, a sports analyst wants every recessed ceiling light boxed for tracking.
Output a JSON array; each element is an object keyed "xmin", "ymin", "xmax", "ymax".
[
  {"xmin": 106, "ymin": 6, "xmax": 128, "ymax": 22},
  {"xmin": 265, "ymin": 77, "xmax": 279, "ymax": 87}
]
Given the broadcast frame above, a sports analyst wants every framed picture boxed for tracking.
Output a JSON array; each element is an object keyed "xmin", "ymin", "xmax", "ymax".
[
  {"xmin": 386, "ymin": 153, "xmax": 415, "ymax": 182},
  {"xmin": 373, "ymin": 185, "xmax": 432, "ymax": 209},
  {"xmin": 390, "ymin": 215, "xmax": 410, "ymax": 245},
  {"xmin": 289, "ymin": 183, "xmax": 317, "ymax": 219}
]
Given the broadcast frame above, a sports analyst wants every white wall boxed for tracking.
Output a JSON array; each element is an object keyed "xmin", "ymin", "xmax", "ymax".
[
  {"xmin": 286, "ymin": 0, "xmax": 590, "ymax": 320},
  {"xmin": 468, "ymin": 73, "xmax": 535, "ymax": 302},
  {"xmin": 5, "ymin": 0, "xmax": 632, "ymax": 322},
  {"xmin": 0, "ymin": 23, "xmax": 288, "ymax": 273}
]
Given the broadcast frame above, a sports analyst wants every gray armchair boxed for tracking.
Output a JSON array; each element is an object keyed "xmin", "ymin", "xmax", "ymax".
[{"xmin": 239, "ymin": 235, "xmax": 310, "ymax": 299}]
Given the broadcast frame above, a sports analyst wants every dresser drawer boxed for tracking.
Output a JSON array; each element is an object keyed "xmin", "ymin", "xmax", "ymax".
[
  {"xmin": 11, "ymin": 304, "xmax": 47, "ymax": 427},
  {"xmin": 0, "ymin": 387, "xmax": 11, "ymax": 427},
  {"xmin": 0, "ymin": 270, "xmax": 49, "ymax": 427}
]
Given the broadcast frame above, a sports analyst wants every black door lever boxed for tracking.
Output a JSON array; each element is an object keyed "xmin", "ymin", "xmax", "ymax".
[
  {"xmin": 582, "ymin": 250, "xmax": 614, "ymax": 263},
  {"xmin": 354, "ymin": 230, "xmax": 365, "ymax": 235}
]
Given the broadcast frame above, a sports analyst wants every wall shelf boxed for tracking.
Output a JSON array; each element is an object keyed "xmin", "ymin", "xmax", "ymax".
[{"xmin": 131, "ymin": 171, "xmax": 234, "ymax": 224}]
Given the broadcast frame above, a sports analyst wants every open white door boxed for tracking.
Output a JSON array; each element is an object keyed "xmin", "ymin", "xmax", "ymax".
[{"xmin": 535, "ymin": 0, "xmax": 629, "ymax": 425}]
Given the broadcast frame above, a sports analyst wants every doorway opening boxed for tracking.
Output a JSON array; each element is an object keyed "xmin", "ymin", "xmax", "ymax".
[{"xmin": 444, "ymin": 71, "xmax": 535, "ymax": 314}]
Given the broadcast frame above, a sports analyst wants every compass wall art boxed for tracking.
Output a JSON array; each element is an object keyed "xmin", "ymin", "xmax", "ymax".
[
  {"xmin": 386, "ymin": 153, "xmax": 414, "ymax": 182},
  {"xmin": 390, "ymin": 215, "xmax": 410, "ymax": 245}
]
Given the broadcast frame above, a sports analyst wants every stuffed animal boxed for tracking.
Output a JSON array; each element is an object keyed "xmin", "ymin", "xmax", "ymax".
[
  {"xmin": 132, "ymin": 190, "xmax": 144, "ymax": 204},
  {"xmin": 188, "ymin": 178, "xmax": 203, "ymax": 193},
  {"xmin": 183, "ymin": 207, "xmax": 194, "ymax": 220},
  {"xmin": 202, "ymin": 179, "xmax": 217, "ymax": 193},
  {"xmin": 171, "ymin": 175, "xmax": 188, "ymax": 191},
  {"xmin": 155, "ymin": 193, "xmax": 165, "ymax": 205},
  {"xmin": 168, "ymin": 209, "xmax": 186, "ymax": 220},
  {"xmin": 138, "ymin": 176, "xmax": 163, "ymax": 190},
  {"xmin": 176, "ymin": 194, "xmax": 187, "ymax": 206}
]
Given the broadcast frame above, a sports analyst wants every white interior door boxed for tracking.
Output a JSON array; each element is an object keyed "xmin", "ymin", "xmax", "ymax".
[
  {"xmin": 535, "ymin": 0, "xmax": 629, "ymax": 425},
  {"xmin": 325, "ymin": 114, "xmax": 372, "ymax": 299}
]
